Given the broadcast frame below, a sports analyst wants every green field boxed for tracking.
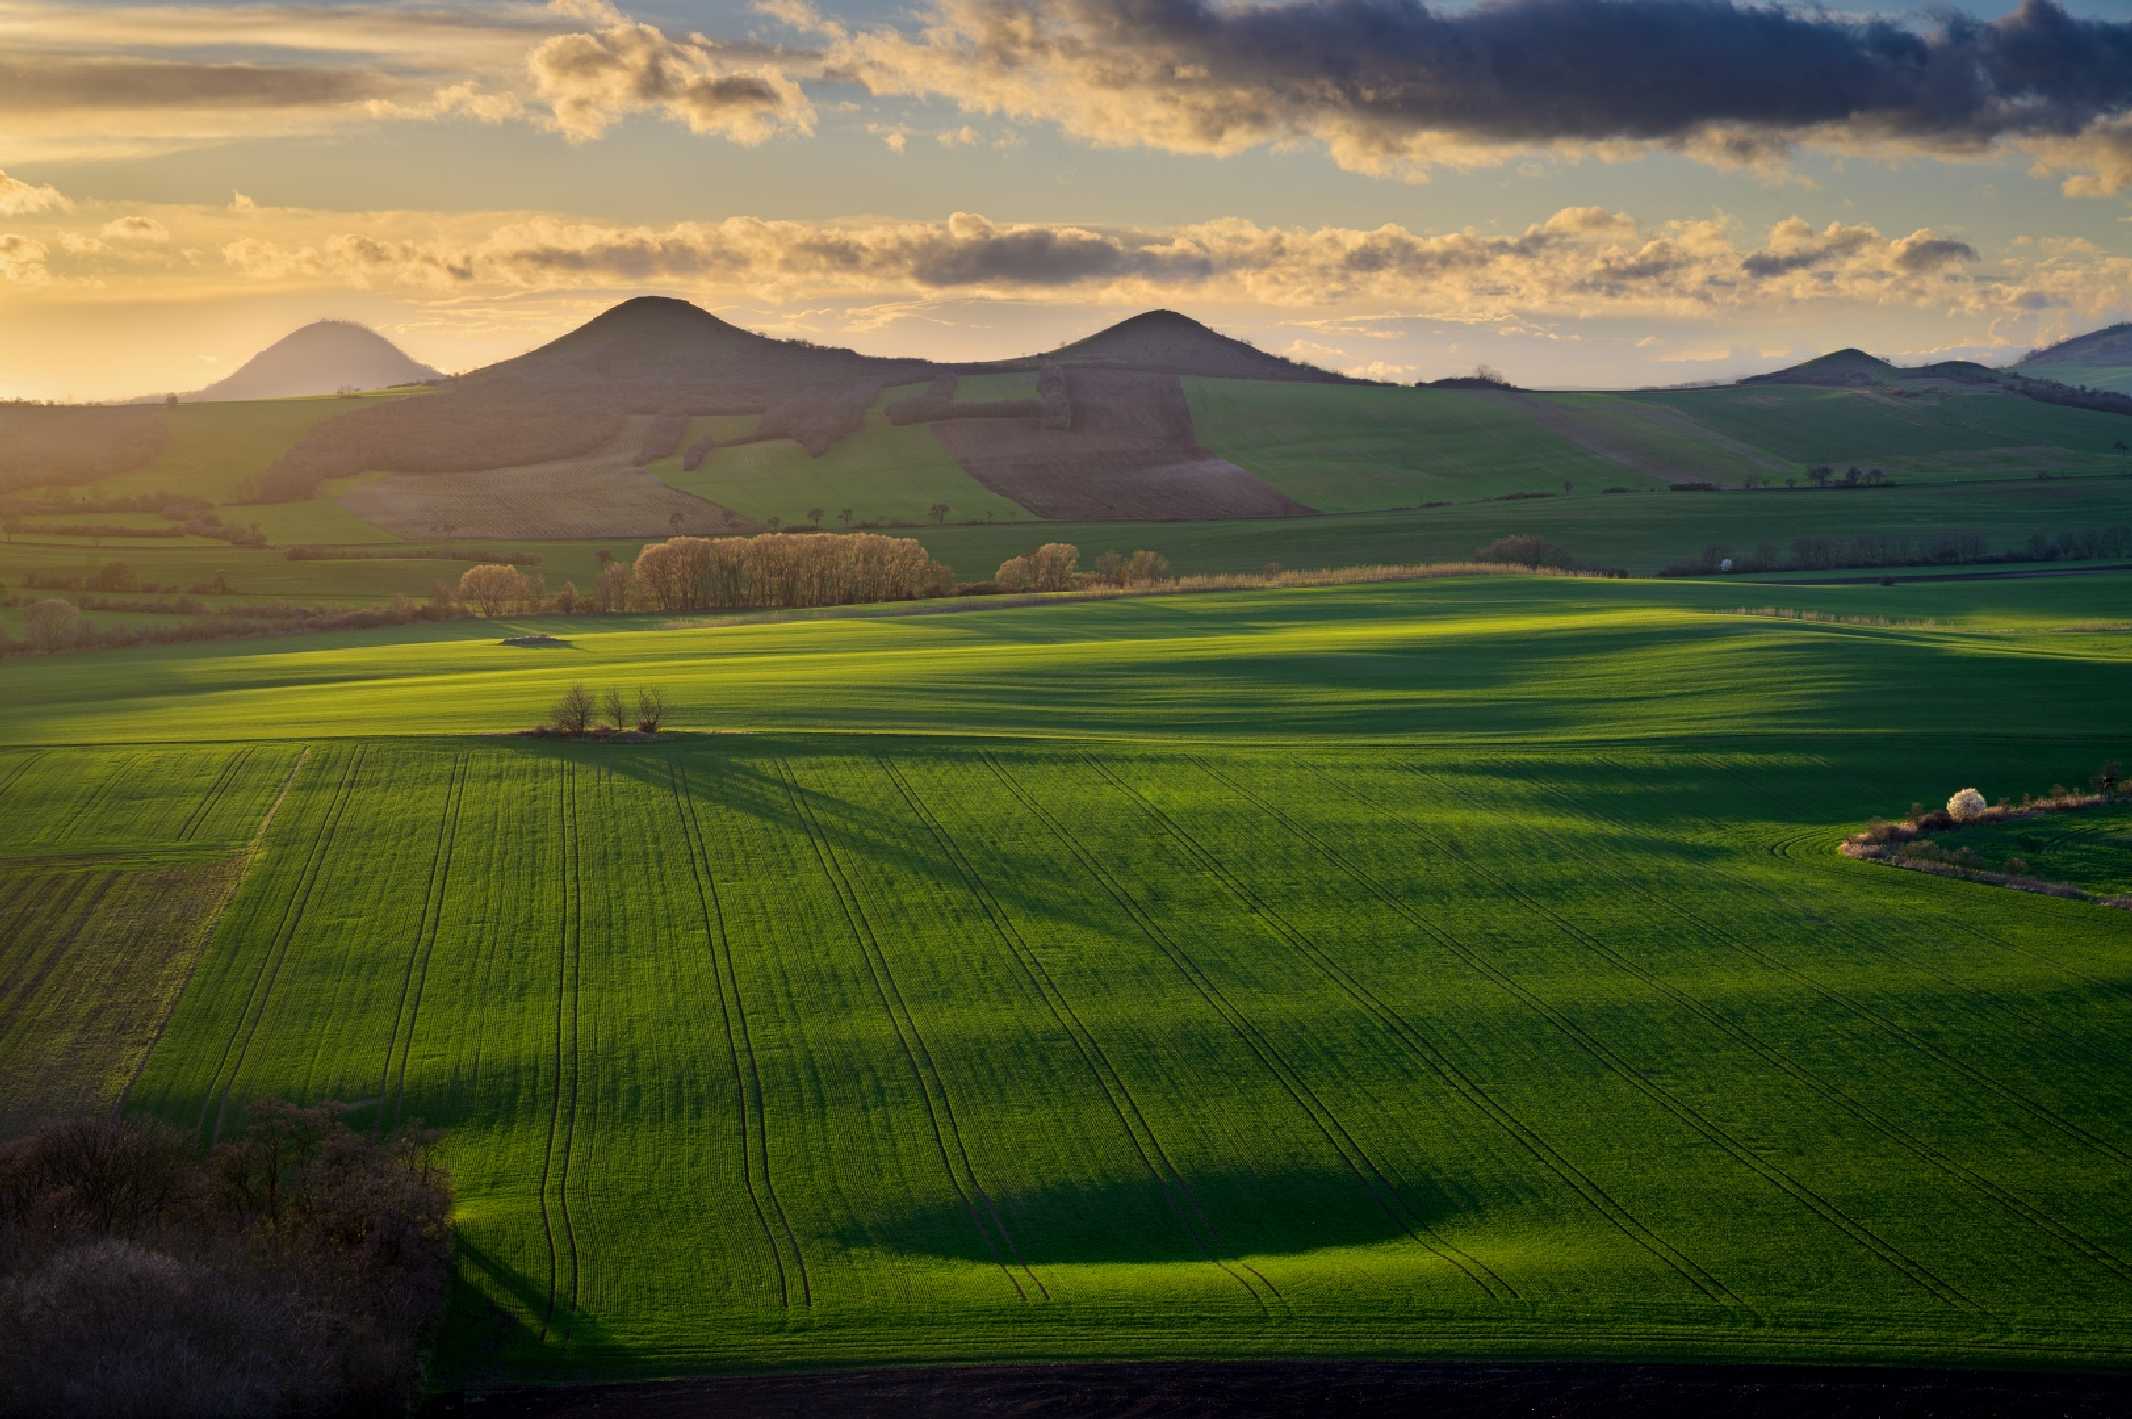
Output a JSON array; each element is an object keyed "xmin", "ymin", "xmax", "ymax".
[
  {"xmin": 1948, "ymin": 804, "xmax": 2132, "ymax": 898},
  {"xmin": 651, "ymin": 394, "xmax": 1030, "ymax": 529},
  {"xmin": 1185, "ymin": 380, "xmax": 1644, "ymax": 510},
  {"xmin": 2016, "ymin": 363, "xmax": 2132, "ymax": 397},
  {"xmin": 4, "ymin": 573, "xmax": 2130, "ymax": 1385}
]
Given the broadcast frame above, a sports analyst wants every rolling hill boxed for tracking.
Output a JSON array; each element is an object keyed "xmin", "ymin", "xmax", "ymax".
[
  {"xmin": 188, "ymin": 320, "xmax": 440, "ymax": 402},
  {"xmin": 2018, "ymin": 322, "xmax": 2132, "ymax": 395}
]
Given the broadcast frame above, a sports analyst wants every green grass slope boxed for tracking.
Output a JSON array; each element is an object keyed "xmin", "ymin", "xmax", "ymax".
[
  {"xmin": 652, "ymin": 395, "xmax": 1029, "ymax": 529},
  {"xmin": 2014, "ymin": 363, "xmax": 2132, "ymax": 397},
  {"xmin": 1, "ymin": 574, "xmax": 2117, "ymax": 1384},
  {"xmin": 1185, "ymin": 380, "xmax": 1640, "ymax": 511}
]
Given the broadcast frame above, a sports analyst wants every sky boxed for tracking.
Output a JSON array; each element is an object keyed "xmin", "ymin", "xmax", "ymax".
[{"xmin": 3, "ymin": 0, "xmax": 2131, "ymax": 400}]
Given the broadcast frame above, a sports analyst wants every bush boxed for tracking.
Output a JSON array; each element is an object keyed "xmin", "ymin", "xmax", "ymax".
[
  {"xmin": 1946, "ymin": 787, "xmax": 1988, "ymax": 822},
  {"xmin": 996, "ymin": 542, "xmax": 1079, "ymax": 592},
  {"xmin": 0, "ymin": 1106, "xmax": 449, "ymax": 1416},
  {"xmin": 22, "ymin": 598, "xmax": 80, "ymax": 651},
  {"xmin": 552, "ymin": 683, "xmax": 596, "ymax": 736},
  {"xmin": 1472, "ymin": 535, "xmax": 1575, "ymax": 568},
  {"xmin": 635, "ymin": 686, "xmax": 667, "ymax": 733}
]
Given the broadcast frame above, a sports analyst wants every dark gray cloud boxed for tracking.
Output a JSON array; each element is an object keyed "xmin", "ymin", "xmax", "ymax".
[
  {"xmin": 842, "ymin": 0, "xmax": 2132, "ymax": 177},
  {"xmin": 1893, "ymin": 236, "xmax": 1981, "ymax": 272}
]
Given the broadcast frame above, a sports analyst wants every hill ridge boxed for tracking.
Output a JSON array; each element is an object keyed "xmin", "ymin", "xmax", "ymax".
[{"xmin": 188, "ymin": 320, "xmax": 440, "ymax": 402}]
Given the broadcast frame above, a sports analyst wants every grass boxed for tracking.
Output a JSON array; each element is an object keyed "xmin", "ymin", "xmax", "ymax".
[
  {"xmin": 652, "ymin": 394, "xmax": 1029, "ymax": 529},
  {"xmin": 1940, "ymin": 802, "xmax": 2132, "ymax": 898},
  {"xmin": 1184, "ymin": 380, "xmax": 1638, "ymax": 511},
  {"xmin": 88, "ymin": 396, "xmax": 399, "ymax": 503},
  {"xmin": 2016, "ymin": 363, "xmax": 2132, "ymax": 396},
  {"xmin": 1637, "ymin": 385, "xmax": 2132, "ymax": 476},
  {"xmin": 4, "ymin": 574, "xmax": 2131, "ymax": 1384}
]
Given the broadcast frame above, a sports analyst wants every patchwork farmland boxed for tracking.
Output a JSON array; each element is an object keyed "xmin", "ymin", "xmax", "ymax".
[{"xmin": 4, "ymin": 574, "xmax": 2129, "ymax": 1390}]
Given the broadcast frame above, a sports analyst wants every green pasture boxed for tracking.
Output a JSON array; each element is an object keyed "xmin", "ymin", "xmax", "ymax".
[
  {"xmin": 89, "ymin": 396, "xmax": 391, "ymax": 503},
  {"xmin": 1946, "ymin": 803, "xmax": 2132, "ymax": 898},
  {"xmin": 1184, "ymin": 380, "xmax": 1641, "ymax": 511},
  {"xmin": 652, "ymin": 396, "xmax": 1029, "ymax": 530},
  {"xmin": 2016, "ymin": 363, "xmax": 2132, "ymax": 396},
  {"xmin": 3, "ymin": 571, "xmax": 2128, "ymax": 1385}
]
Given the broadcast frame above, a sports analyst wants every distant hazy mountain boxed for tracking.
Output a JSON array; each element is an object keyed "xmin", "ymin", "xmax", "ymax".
[{"xmin": 189, "ymin": 321, "xmax": 441, "ymax": 402}]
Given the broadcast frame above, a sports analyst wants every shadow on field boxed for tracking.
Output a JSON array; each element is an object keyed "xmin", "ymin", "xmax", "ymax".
[
  {"xmin": 449, "ymin": 1235, "xmax": 616, "ymax": 1376},
  {"xmin": 835, "ymin": 1168, "xmax": 1424, "ymax": 1267},
  {"xmin": 436, "ymin": 1360, "xmax": 2132, "ymax": 1419}
]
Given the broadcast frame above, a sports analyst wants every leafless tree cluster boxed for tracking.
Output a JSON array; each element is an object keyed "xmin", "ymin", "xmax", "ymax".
[
  {"xmin": 994, "ymin": 542, "xmax": 1081, "ymax": 592},
  {"xmin": 0, "ymin": 1104, "xmax": 450, "ymax": 1415},
  {"xmin": 550, "ymin": 683, "xmax": 667, "ymax": 736},
  {"xmin": 630, "ymin": 532, "xmax": 953, "ymax": 612}
]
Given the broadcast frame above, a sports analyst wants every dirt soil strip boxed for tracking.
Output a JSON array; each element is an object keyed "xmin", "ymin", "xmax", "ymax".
[
  {"xmin": 934, "ymin": 367, "xmax": 1315, "ymax": 520},
  {"xmin": 339, "ymin": 416, "xmax": 747, "ymax": 539},
  {"xmin": 440, "ymin": 1360, "xmax": 2132, "ymax": 1418}
]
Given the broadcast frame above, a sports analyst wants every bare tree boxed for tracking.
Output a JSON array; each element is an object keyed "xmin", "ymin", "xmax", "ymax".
[
  {"xmin": 928, "ymin": 502, "xmax": 950, "ymax": 526},
  {"xmin": 601, "ymin": 686, "xmax": 627, "ymax": 732},
  {"xmin": 837, "ymin": 507, "xmax": 853, "ymax": 529},
  {"xmin": 807, "ymin": 506, "xmax": 824, "ymax": 528},
  {"xmin": 23, "ymin": 598, "xmax": 81, "ymax": 650},
  {"xmin": 552, "ymin": 684, "xmax": 595, "ymax": 736},
  {"xmin": 635, "ymin": 686, "xmax": 667, "ymax": 733},
  {"xmin": 457, "ymin": 563, "xmax": 528, "ymax": 618}
]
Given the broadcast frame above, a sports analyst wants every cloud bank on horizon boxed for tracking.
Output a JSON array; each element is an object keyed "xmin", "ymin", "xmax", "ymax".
[{"xmin": 0, "ymin": 0, "xmax": 2128, "ymax": 397}]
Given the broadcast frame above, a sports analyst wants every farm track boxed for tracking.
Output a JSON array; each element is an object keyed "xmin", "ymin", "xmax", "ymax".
[
  {"xmin": 1442, "ymin": 766, "xmax": 2132, "ymax": 1289},
  {"xmin": 381, "ymin": 753, "xmax": 467, "ymax": 1119},
  {"xmin": 1078, "ymin": 754, "xmax": 1519, "ymax": 1305},
  {"xmin": 537, "ymin": 760, "xmax": 587, "ymax": 1341},
  {"xmin": 774, "ymin": 757, "xmax": 1045, "ymax": 1304},
  {"xmin": 1611, "ymin": 751, "xmax": 2132, "ymax": 1037},
  {"xmin": 670, "ymin": 760, "xmax": 809, "ymax": 1310},
  {"xmin": 881, "ymin": 755, "xmax": 1284, "ymax": 1317},
  {"xmin": 979, "ymin": 750, "xmax": 1512, "ymax": 1305},
  {"xmin": 201, "ymin": 746, "xmax": 364, "ymax": 1143},
  {"xmin": 1181, "ymin": 753, "xmax": 1742, "ymax": 1312},
  {"xmin": 1327, "ymin": 767, "xmax": 1983, "ymax": 1315},
  {"xmin": 0, "ymin": 750, "xmax": 46, "ymax": 806},
  {"xmin": 175, "ymin": 747, "xmax": 254, "ymax": 841}
]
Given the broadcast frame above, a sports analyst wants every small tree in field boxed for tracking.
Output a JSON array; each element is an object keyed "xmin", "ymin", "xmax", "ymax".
[
  {"xmin": 552, "ymin": 683, "xmax": 595, "ymax": 736},
  {"xmin": 596, "ymin": 562, "xmax": 631, "ymax": 613},
  {"xmin": 928, "ymin": 502, "xmax": 950, "ymax": 526},
  {"xmin": 556, "ymin": 580, "xmax": 578, "ymax": 614},
  {"xmin": 601, "ymin": 686, "xmax": 627, "ymax": 732},
  {"xmin": 635, "ymin": 686, "xmax": 667, "ymax": 733},
  {"xmin": 458, "ymin": 563, "xmax": 526, "ymax": 618},
  {"xmin": 24, "ymin": 598, "xmax": 81, "ymax": 650},
  {"xmin": 1946, "ymin": 787, "xmax": 1987, "ymax": 822}
]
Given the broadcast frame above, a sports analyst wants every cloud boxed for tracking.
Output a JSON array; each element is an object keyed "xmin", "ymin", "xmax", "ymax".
[
  {"xmin": 527, "ymin": 14, "xmax": 814, "ymax": 142},
  {"xmin": 0, "ymin": 233, "xmax": 51, "ymax": 284},
  {"xmin": 801, "ymin": 0, "xmax": 2132, "ymax": 188},
  {"xmin": 0, "ymin": 170, "xmax": 71, "ymax": 215},
  {"xmin": 1344, "ymin": 359, "xmax": 1418, "ymax": 382},
  {"xmin": 1285, "ymin": 338, "xmax": 1348, "ymax": 364},
  {"xmin": 204, "ymin": 205, "xmax": 2100, "ymax": 333},
  {"xmin": 101, "ymin": 215, "xmax": 171, "ymax": 243}
]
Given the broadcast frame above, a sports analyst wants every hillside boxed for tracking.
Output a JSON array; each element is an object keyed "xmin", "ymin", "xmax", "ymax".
[
  {"xmin": 190, "ymin": 320, "xmax": 440, "ymax": 401},
  {"xmin": 1741, "ymin": 348, "xmax": 1899, "ymax": 387},
  {"xmin": 2018, "ymin": 322, "xmax": 2132, "ymax": 395},
  {"xmin": 1043, "ymin": 309, "xmax": 1349, "ymax": 382}
]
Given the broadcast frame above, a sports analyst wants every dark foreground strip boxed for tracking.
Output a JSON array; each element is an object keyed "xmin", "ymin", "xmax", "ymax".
[{"xmin": 435, "ymin": 1360, "xmax": 2132, "ymax": 1419}]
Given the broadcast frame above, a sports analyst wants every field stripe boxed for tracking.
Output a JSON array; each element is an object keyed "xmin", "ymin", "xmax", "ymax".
[
  {"xmin": 882, "ymin": 755, "xmax": 1284, "ymax": 1317},
  {"xmin": 175, "ymin": 747, "xmax": 253, "ymax": 843},
  {"xmin": 775, "ymin": 756, "xmax": 1045, "ymax": 1305},
  {"xmin": 670, "ymin": 760, "xmax": 810, "ymax": 1309},
  {"xmin": 1468, "ymin": 767, "xmax": 2132, "ymax": 1286},
  {"xmin": 984, "ymin": 749, "xmax": 1512, "ymax": 1306},
  {"xmin": 200, "ymin": 746, "xmax": 364, "ymax": 1142},
  {"xmin": 538, "ymin": 758, "xmax": 587, "ymax": 1342},
  {"xmin": 1183, "ymin": 752, "xmax": 1744, "ymax": 1312},
  {"xmin": 1327, "ymin": 767, "xmax": 1986, "ymax": 1315},
  {"xmin": 1079, "ymin": 754, "xmax": 1521, "ymax": 1305},
  {"xmin": 380, "ymin": 752, "xmax": 468, "ymax": 1121},
  {"xmin": 0, "ymin": 872, "xmax": 113, "ymax": 1042},
  {"xmin": 0, "ymin": 751, "xmax": 46, "ymax": 806}
]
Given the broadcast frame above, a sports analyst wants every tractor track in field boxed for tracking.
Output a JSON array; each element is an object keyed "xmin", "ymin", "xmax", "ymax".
[
  {"xmin": 1081, "ymin": 753, "xmax": 1519, "ymax": 1306},
  {"xmin": 1183, "ymin": 753, "xmax": 1742, "ymax": 1313},
  {"xmin": 1463, "ymin": 766, "xmax": 2132, "ymax": 1290},
  {"xmin": 381, "ymin": 753, "xmax": 468, "ymax": 1121},
  {"xmin": 1575, "ymin": 757, "xmax": 2132, "ymax": 1153},
  {"xmin": 984, "ymin": 749, "xmax": 1511, "ymax": 1307},
  {"xmin": 891, "ymin": 755, "xmax": 1285, "ymax": 1318},
  {"xmin": 0, "ymin": 751, "xmax": 44, "ymax": 805},
  {"xmin": 670, "ymin": 760, "xmax": 810, "ymax": 1310},
  {"xmin": 69, "ymin": 750, "xmax": 140, "ymax": 829},
  {"xmin": 1330, "ymin": 768, "xmax": 1984, "ymax": 1317},
  {"xmin": 0, "ymin": 872, "xmax": 114, "ymax": 1041},
  {"xmin": 537, "ymin": 759, "xmax": 587, "ymax": 1343},
  {"xmin": 202, "ymin": 746, "xmax": 364, "ymax": 1144},
  {"xmin": 775, "ymin": 757, "xmax": 1045, "ymax": 1305},
  {"xmin": 176, "ymin": 747, "xmax": 254, "ymax": 842}
]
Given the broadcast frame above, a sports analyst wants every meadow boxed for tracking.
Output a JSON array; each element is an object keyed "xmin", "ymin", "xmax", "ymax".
[{"xmin": 4, "ymin": 572, "xmax": 2130, "ymax": 1386}]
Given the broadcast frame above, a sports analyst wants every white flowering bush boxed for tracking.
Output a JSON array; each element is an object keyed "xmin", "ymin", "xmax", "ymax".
[{"xmin": 1946, "ymin": 787, "xmax": 1987, "ymax": 822}]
